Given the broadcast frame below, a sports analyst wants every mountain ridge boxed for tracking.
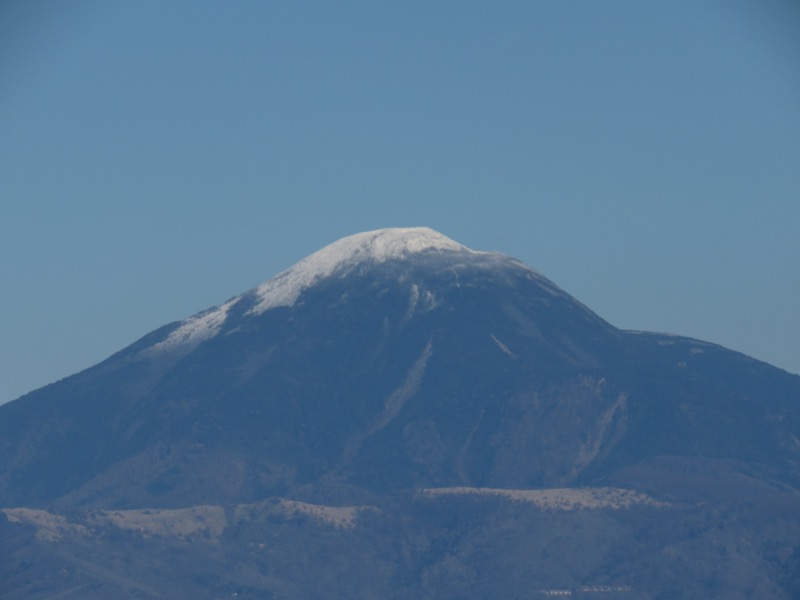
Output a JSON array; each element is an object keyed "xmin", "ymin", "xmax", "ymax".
[{"xmin": 142, "ymin": 227, "xmax": 575, "ymax": 358}]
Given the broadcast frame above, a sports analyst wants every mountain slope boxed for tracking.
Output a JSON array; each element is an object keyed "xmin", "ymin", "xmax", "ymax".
[
  {"xmin": 1, "ymin": 227, "xmax": 798, "ymax": 509},
  {"xmin": 1, "ymin": 227, "xmax": 798, "ymax": 598}
]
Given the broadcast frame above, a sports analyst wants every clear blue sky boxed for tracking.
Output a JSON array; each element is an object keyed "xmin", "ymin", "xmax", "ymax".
[{"xmin": 2, "ymin": 1, "xmax": 799, "ymax": 404}]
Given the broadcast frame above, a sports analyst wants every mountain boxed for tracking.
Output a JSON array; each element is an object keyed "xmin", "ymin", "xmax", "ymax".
[{"xmin": 1, "ymin": 227, "xmax": 799, "ymax": 599}]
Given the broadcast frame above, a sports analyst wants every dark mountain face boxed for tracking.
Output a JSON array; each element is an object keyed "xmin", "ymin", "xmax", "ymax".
[{"xmin": 1, "ymin": 228, "xmax": 799, "ymax": 599}]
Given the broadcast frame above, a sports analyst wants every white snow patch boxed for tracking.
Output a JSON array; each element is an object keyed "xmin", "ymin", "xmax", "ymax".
[
  {"xmin": 406, "ymin": 283, "xmax": 420, "ymax": 319},
  {"xmin": 249, "ymin": 227, "xmax": 479, "ymax": 315},
  {"xmin": 146, "ymin": 298, "xmax": 238, "ymax": 355},
  {"xmin": 420, "ymin": 289, "xmax": 440, "ymax": 314},
  {"xmin": 625, "ymin": 330, "xmax": 682, "ymax": 338},
  {"xmin": 404, "ymin": 284, "xmax": 440, "ymax": 320},
  {"xmin": 491, "ymin": 334, "xmax": 516, "ymax": 359}
]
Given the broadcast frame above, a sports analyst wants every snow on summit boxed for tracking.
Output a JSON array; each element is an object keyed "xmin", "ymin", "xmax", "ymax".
[
  {"xmin": 249, "ymin": 228, "xmax": 476, "ymax": 315},
  {"xmin": 144, "ymin": 228, "xmax": 474, "ymax": 355},
  {"xmin": 142, "ymin": 227, "xmax": 565, "ymax": 355}
]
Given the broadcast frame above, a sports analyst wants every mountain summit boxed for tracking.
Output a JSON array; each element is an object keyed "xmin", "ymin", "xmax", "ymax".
[
  {"xmin": 147, "ymin": 227, "xmax": 493, "ymax": 355},
  {"xmin": 2, "ymin": 228, "xmax": 799, "ymax": 599},
  {"xmin": 142, "ymin": 227, "xmax": 588, "ymax": 360},
  {"xmin": 249, "ymin": 227, "xmax": 479, "ymax": 313}
]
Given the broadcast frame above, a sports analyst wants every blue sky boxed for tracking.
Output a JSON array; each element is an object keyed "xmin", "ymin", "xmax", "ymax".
[{"xmin": 2, "ymin": 0, "xmax": 799, "ymax": 403}]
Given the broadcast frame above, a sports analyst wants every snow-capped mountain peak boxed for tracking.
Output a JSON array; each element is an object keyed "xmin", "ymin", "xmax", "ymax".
[
  {"xmin": 142, "ymin": 228, "xmax": 480, "ymax": 356},
  {"xmin": 249, "ymin": 227, "xmax": 479, "ymax": 315}
]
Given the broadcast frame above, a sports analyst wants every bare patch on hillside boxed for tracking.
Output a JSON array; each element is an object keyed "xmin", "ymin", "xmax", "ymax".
[{"xmin": 420, "ymin": 486, "xmax": 668, "ymax": 510}]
